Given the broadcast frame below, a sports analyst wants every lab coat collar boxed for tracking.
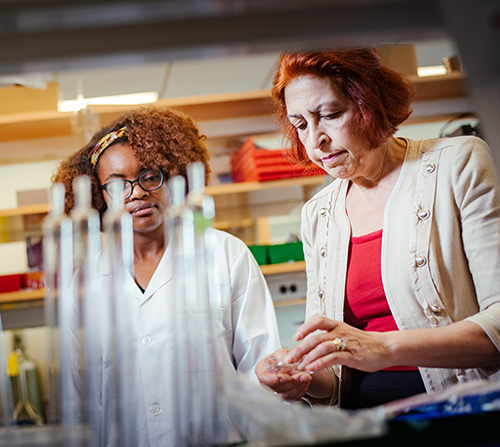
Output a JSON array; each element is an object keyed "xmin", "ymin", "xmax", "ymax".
[
  {"xmin": 99, "ymin": 244, "xmax": 175, "ymax": 305},
  {"xmin": 139, "ymin": 245, "xmax": 175, "ymax": 305}
]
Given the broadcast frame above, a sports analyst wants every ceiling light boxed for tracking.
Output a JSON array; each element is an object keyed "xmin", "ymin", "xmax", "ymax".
[
  {"xmin": 417, "ymin": 65, "xmax": 448, "ymax": 77},
  {"xmin": 58, "ymin": 91, "xmax": 159, "ymax": 112}
]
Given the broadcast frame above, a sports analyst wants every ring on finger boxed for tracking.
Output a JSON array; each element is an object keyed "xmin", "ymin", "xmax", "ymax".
[{"xmin": 332, "ymin": 337, "xmax": 346, "ymax": 352}]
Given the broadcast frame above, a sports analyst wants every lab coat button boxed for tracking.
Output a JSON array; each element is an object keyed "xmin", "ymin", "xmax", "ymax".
[
  {"xmin": 320, "ymin": 247, "xmax": 327, "ymax": 257},
  {"xmin": 149, "ymin": 404, "xmax": 162, "ymax": 415},
  {"xmin": 319, "ymin": 207, "xmax": 328, "ymax": 217},
  {"xmin": 415, "ymin": 256, "xmax": 427, "ymax": 267},
  {"xmin": 417, "ymin": 209, "xmax": 430, "ymax": 220},
  {"xmin": 425, "ymin": 163, "xmax": 436, "ymax": 173},
  {"xmin": 141, "ymin": 336, "xmax": 152, "ymax": 345},
  {"xmin": 318, "ymin": 289, "xmax": 325, "ymax": 299}
]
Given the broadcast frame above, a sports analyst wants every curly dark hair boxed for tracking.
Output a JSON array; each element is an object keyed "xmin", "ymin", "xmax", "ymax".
[
  {"xmin": 52, "ymin": 106, "xmax": 211, "ymax": 217},
  {"xmin": 272, "ymin": 48, "xmax": 416, "ymax": 163}
]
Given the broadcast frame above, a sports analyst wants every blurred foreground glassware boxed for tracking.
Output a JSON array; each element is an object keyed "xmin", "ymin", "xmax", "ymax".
[
  {"xmin": 166, "ymin": 163, "xmax": 227, "ymax": 446},
  {"xmin": 68, "ymin": 176, "xmax": 102, "ymax": 446},
  {"xmin": 42, "ymin": 183, "xmax": 72, "ymax": 435},
  {"xmin": 102, "ymin": 180, "xmax": 138, "ymax": 447}
]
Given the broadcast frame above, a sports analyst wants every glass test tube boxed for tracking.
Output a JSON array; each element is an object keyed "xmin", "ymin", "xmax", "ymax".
[
  {"xmin": 102, "ymin": 180, "xmax": 138, "ymax": 447},
  {"xmin": 186, "ymin": 162, "xmax": 227, "ymax": 445},
  {"xmin": 166, "ymin": 175, "xmax": 191, "ymax": 446},
  {"xmin": 167, "ymin": 165, "xmax": 227, "ymax": 446},
  {"xmin": 69, "ymin": 176, "xmax": 102, "ymax": 446},
  {"xmin": 42, "ymin": 183, "xmax": 73, "ymax": 442}
]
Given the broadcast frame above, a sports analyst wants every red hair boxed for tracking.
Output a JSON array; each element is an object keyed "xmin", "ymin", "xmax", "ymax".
[{"xmin": 272, "ymin": 48, "xmax": 416, "ymax": 163}]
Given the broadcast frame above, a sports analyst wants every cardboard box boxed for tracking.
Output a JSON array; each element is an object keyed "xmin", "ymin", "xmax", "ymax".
[
  {"xmin": 375, "ymin": 44, "xmax": 418, "ymax": 75},
  {"xmin": 0, "ymin": 82, "xmax": 59, "ymax": 115}
]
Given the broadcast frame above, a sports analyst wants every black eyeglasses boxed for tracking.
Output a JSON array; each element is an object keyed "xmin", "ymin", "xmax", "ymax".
[{"xmin": 101, "ymin": 168, "xmax": 164, "ymax": 200}]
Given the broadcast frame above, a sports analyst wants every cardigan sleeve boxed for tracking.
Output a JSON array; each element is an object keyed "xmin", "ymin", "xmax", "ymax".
[{"xmin": 450, "ymin": 137, "xmax": 500, "ymax": 365}]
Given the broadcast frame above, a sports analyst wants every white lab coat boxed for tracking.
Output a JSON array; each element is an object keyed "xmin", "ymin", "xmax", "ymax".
[{"xmin": 66, "ymin": 229, "xmax": 280, "ymax": 447}]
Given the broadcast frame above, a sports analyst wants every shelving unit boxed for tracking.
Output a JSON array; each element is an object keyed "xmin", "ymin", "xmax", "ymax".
[
  {"xmin": 0, "ymin": 73, "xmax": 469, "ymax": 165},
  {"xmin": 0, "ymin": 72, "xmax": 472, "ymax": 326},
  {"xmin": 0, "ymin": 174, "xmax": 318, "ymax": 313}
]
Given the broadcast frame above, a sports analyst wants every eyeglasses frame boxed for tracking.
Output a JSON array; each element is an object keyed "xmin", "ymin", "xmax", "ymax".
[{"xmin": 101, "ymin": 168, "xmax": 164, "ymax": 200}]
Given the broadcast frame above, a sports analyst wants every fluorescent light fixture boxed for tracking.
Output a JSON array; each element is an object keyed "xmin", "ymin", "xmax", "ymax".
[
  {"xmin": 58, "ymin": 91, "xmax": 159, "ymax": 112},
  {"xmin": 417, "ymin": 65, "xmax": 447, "ymax": 77}
]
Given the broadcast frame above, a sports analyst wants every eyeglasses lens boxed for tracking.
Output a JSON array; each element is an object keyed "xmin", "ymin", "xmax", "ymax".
[
  {"xmin": 104, "ymin": 169, "xmax": 163, "ymax": 200},
  {"xmin": 139, "ymin": 170, "xmax": 163, "ymax": 191}
]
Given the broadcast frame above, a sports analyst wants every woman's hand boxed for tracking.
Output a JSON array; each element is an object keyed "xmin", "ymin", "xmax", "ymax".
[
  {"xmin": 286, "ymin": 316, "xmax": 393, "ymax": 373},
  {"xmin": 255, "ymin": 349, "xmax": 313, "ymax": 401}
]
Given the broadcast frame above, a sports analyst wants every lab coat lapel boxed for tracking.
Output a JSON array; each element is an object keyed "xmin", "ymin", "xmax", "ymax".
[
  {"xmin": 99, "ymin": 247, "xmax": 142, "ymax": 300},
  {"xmin": 140, "ymin": 245, "xmax": 175, "ymax": 305}
]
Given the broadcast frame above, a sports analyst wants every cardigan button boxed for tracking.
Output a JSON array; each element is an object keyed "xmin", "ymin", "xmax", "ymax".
[
  {"xmin": 425, "ymin": 163, "xmax": 436, "ymax": 173},
  {"xmin": 417, "ymin": 208, "xmax": 431, "ymax": 220},
  {"xmin": 415, "ymin": 256, "xmax": 427, "ymax": 267},
  {"xmin": 320, "ymin": 247, "xmax": 327, "ymax": 257},
  {"xmin": 319, "ymin": 207, "xmax": 328, "ymax": 217},
  {"xmin": 430, "ymin": 304, "xmax": 441, "ymax": 314}
]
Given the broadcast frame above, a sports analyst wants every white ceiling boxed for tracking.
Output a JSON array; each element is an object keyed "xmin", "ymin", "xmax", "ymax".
[{"xmin": 55, "ymin": 51, "xmax": 281, "ymax": 101}]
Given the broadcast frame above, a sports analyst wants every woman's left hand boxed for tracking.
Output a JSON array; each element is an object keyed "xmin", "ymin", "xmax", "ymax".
[{"xmin": 286, "ymin": 316, "xmax": 394, "ymax": 373}]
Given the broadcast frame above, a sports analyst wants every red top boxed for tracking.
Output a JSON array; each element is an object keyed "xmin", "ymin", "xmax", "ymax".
[{"xmin": 345, "ymin": 229, "xmax": 417, "ymax": 371}]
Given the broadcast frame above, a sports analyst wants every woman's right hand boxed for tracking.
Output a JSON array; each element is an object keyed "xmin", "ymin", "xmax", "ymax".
[{"xmin": 255, "ymin": 349, "xmax": 313, "ymax": 401}]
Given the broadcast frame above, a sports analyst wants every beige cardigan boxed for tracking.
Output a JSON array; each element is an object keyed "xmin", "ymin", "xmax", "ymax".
[{"xmin": 301, "ymin": 136, "xmax": 500, "ymax": 404}]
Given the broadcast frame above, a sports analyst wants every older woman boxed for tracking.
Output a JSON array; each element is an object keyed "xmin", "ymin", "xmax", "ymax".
[
  {"xmin": 53, "ymin": 106, "xmax": 280, "ymax": 445},
  {"xmin": 256, "ymin": 48, "xmax": 500, "ymax": 409}
]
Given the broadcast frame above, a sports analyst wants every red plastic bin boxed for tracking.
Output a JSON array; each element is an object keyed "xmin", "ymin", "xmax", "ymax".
[
  {"xmin": 0, "ymin": 274, "xmax": 23, "ymax": 293},
  {"xmin": 231, "ymin": 138, "xmax": 325, "ymax": 182}
]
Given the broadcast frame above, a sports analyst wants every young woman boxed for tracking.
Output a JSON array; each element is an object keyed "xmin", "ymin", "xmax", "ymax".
[{"xmin": 53, "ymin": 105, "xmax": 280, "ymax": 445}]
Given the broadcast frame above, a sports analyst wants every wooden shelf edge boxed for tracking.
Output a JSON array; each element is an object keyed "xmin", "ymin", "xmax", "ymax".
[
  {"xmin": 0, "ymin": 203, "xmax": 49, "ymax": 217},
  {"xmin": 206, "ymin": 175, "xmax": 326, "ymax": 195},
  {"xmin": 0, "ymin": 289, "xmax": 45, "ymax": 304},
  {"xmin": 0, "ymin": 289, "xmax": 306, "ymax": 310},
  {"xmin": 260, "ymin": 261, "xmax": 305, "ymax": 275},
  {"xmin": 274, "ymin": 297, "xmax": 306, "ymax": 308},
  {"xmin": 0, "ymin": 289, "xmax": 306, "ymax": 311},
  {"xmin": 0, "ymin": 261, "xmax": 305, "ymax": 304}
]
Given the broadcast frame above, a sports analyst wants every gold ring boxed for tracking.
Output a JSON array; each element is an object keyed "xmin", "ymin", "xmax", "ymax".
[{"xmin": 332, "ymin": 337, "xmax": 346, "ymax": 352}]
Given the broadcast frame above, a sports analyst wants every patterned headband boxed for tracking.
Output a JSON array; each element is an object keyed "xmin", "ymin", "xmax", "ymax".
[{"xmin": 89, "ymin": 126, "xmax": 127, "ymax": 168}]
